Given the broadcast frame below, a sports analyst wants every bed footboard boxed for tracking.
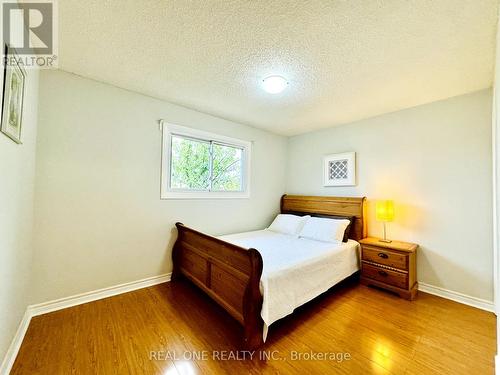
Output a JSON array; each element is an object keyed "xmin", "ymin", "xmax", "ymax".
[{"xmin": 172, "ymin": 223, "xmax": 264, "ymax": 349}]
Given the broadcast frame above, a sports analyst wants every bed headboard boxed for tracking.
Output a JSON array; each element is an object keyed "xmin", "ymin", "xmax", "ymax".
[{"xmin": 280, "ymin": 195, "xmax": 367, "ymax": 241}]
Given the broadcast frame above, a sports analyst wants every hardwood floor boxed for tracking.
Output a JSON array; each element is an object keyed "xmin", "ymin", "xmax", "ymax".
[{"xmin": 12, "ymin": 278, "xmax": 496, "ymax": 374}]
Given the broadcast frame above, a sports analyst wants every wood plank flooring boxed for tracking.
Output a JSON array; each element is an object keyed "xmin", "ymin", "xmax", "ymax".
[{"xmin": 11, "ymin": 278, "xmax": 496, "ymax": 374}]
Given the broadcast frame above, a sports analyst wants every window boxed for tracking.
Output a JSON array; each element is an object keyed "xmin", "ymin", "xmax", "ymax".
[{"xmin": 161, "ymin": 123, "xmax": 251, "ymax": 199}]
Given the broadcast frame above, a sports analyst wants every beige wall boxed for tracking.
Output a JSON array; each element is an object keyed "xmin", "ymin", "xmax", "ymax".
[
  {"xmin": 31, "ymin": 70, "xmax": 287, "ymax": 304},
  {"xmin": 286, "ymin": 90, "xmax": 493, "ymax": 301},
  {"xmin": 0, "ymin": 54, "xmax": 39, "ymax": 367}
]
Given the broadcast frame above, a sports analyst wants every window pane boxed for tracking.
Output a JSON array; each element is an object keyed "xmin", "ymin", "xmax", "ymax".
[
  {"xmin": 170, "ymin": 135, "xmax": 210, "ymax": 190},
  {"xmin": 211, "ymin": 143, "xmax": 243, "ymax": 192}
]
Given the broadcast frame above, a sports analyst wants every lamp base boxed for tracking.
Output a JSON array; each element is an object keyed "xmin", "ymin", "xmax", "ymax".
[{"xmin": 380, "ymin": 222, "xmax": 392, "ymax": 243}]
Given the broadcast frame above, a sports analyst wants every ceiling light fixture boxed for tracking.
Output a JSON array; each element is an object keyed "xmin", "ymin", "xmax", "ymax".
[{"xmin": 262, "ymin": 75, "xmax": 288, "ymax": 94}]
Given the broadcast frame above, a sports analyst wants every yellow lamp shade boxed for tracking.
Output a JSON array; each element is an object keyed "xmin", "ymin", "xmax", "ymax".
[{"xmin": 376, "ymin": 200, "xmax": 394, "ymax": 222}]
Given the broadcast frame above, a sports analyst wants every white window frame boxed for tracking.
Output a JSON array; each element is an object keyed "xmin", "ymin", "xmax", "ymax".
[{"xmin": 161, "ymin": 123, "xmax": 251, "ymax": 199}]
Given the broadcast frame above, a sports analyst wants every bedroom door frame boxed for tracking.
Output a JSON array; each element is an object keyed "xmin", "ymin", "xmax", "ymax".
[{"xmin": 493, "ymin": 16, "xmax": 499, "ymax": 371}]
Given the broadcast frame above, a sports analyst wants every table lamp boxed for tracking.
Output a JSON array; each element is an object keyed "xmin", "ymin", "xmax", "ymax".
[{"xmin": 376, "ymin": 200, "xmax": 394, "ymax": 243}]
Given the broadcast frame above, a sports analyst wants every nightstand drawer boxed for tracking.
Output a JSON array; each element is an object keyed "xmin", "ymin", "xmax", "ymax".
[
  {"xmin": 362, "ymin": 263, "xmax": 408, "ymax": 289},
  {"xmin": 362, "ymin": 245, "xmax": 408, "ymax": 270}
]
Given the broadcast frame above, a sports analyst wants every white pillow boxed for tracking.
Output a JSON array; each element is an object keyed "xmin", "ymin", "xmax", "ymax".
[
  {"xmin": 268, "ymin": 214, "xmax": 310, "ymax": 236},
  {"xmin": 299, "ymin": 216, "xmax": 350, "ymax": 243}
]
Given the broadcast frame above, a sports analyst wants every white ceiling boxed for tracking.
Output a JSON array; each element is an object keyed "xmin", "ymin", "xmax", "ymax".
[{"xmin": 59, "ymin": 0, "xmax": 499, "ymax": 136}]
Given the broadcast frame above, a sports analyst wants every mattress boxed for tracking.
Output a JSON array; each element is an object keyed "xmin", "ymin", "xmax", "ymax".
[{"xmin": 219, "ymin": 229, "xmax": 360, "ymax": 338}]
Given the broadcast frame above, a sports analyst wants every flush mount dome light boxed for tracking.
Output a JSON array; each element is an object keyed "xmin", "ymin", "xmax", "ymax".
[{"xmin": 262, "ymin": 75, "xmax": 288, "ymax": 94}]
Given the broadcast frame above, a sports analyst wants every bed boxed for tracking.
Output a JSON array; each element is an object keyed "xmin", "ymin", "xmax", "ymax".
[{"xmin": 171, "ymin": 195, "xmax": 367, "ymax": 349}]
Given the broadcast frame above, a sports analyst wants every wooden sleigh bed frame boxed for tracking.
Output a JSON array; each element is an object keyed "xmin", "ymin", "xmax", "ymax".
[{"xmin": 171, "ymin": 195, "xmax": 367, "ymax": 349}]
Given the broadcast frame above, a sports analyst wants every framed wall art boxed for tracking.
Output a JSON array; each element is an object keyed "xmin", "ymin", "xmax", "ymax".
[
  {"xmin": 323, "ymin": 152, "xmax": 356, "ymax": 186},
  {"xmin": 1, "ymin": 45, "xmax": 26, "ymax": 144}
]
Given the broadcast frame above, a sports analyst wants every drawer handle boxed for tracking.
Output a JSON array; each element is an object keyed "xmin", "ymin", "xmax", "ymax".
[
  {"xmin": 378, "ymin": 253, "xmax": 389, "ymax": 259},
  {"xmin": 378, "ymin": 270, "xmax": 388, "ymax": 277}
]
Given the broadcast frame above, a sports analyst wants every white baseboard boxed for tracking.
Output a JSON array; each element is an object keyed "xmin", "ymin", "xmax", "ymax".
[
  {"xmin": 418, "ymin": 282, "xmax": 495, "ymax": 312},
  {"xmin": 29, "ymin": 273, "xmax": 171, "ymax": 317},
  {"xmin": 0, "ymin": 310, "xmax": 32, "ymax": 375},
  {"xmin": 0, "ymin": 273, "xmax": 171, "ymax": 375}
]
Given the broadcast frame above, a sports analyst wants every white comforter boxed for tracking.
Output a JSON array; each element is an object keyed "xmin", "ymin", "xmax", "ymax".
[{"xmin": 219, "ymin": 229, "xmax": 360, "ymax": 336}]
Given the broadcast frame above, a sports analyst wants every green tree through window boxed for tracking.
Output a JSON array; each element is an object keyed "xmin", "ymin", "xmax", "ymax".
[{"xmin": 170, "ymin": 135, "xmax": 243, "ymax": 191}]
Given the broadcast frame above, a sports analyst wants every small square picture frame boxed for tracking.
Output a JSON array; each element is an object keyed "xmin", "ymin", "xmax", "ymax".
[{"xmin": 323, "ymin": 152, "xmax": 356, "ymax": 186}]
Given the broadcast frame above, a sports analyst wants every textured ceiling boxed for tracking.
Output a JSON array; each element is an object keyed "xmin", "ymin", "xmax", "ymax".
[{"xmin": 59, "ymin": 0, "xmax": 499, "ymax": 136}]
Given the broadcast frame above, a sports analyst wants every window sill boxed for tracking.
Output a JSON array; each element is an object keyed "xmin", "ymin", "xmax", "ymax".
[{"xmin": 160, "ymin": 191, "xmax": 250, "ymax": 200}]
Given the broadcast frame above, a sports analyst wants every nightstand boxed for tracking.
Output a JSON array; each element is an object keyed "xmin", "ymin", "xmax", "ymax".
[{"xmin": 359, "ymin": 237, "xmax": 418, "ymax": 300}]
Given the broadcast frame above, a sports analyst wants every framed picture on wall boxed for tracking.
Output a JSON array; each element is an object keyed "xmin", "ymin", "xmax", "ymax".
[
  {"xmin": 0, "ymin": 46, "xmax": 3, "ymax": 132},
  {"xmin": 1, "ymin": 45, "xmax": 26, "ymax": 144},
  {"xmin": 323, "ymin": 152, "xmax": 356, "ymax": 186}
]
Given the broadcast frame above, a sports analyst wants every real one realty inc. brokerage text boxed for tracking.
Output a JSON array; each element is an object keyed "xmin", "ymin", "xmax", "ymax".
[{"xmin": 149, "ymin": 350, "xmax": 352, "ymax": 362}]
